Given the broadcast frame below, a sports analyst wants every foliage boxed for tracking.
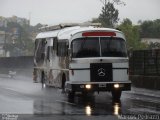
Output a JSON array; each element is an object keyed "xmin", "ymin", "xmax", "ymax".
[
  {"xmin": 95, "ymin": 0, "xmax": 125, "ymax": 27},
  {"xmin": 5, "ymin": 22, "xmax": 34, "ymax": 56},
  {"xmin": 118, "ymin": 18, "xmax": 148, "ymax": 50},
  {"xmin": 0, "ymin": 17, "xmax": 45, "ymax": 57},
  {"xmin": 98, "ymin": 2, "xmax": 119, "ymax": 27},
  {"xmin": 140, "ymin": 19, "xmax": 160, "ymax": 38},
  {"xmin": 100, "ymin": 0, "xmax": 125, "ymax": 5}
]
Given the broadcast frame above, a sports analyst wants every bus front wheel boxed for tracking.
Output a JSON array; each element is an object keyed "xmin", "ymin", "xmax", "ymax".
[
  {"xmin": 67, "ymin": 91, "xmax": 75, "ymax": 102},
  {"xmin": 112, "ymin": 90, "xmax": 122, "ymax": 101}
]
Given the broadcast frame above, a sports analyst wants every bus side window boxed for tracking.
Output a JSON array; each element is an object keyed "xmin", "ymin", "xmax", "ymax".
[
  {"xmin": 57, "ymin": 41, "xmax": 68, "ymax": 57},
  {"xmin": 53, "ymin": 38, "xmax": 58, "ymax": 50},
  {"xmin": 35, "ymin": 39, "xmax": 45, "ymax": 62},
  {"xmin": 41, "ymin": 39, "xmax": 46, "ymax": 60}
]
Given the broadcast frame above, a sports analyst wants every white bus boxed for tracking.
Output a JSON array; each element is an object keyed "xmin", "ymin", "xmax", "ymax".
[{"xmin": 33, "ymin": 23, "xmax": 131, "ymax": 101}]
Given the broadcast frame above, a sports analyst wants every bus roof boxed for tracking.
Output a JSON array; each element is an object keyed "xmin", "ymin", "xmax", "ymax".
[
  {"xmin": 36, "ymin": 29, "xmax": 60, "ymax": 39},
  {"xmin": 36, "ymin": 26, "xmax": 125, "ymax": 40}
]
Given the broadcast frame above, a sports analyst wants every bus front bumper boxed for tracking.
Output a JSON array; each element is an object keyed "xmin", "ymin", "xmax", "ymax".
[{"xmin": 66, "ymin": 81, "xmax": 131, "ymax": 92}]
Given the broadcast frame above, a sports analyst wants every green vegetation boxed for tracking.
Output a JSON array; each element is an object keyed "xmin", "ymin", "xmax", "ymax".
[
  {"xmin": 118, "ymin": 19, "xmax": 148, "ymax": 50},
  {"xmin": 93, "ymin": 0, "xmax": 125, "ymax": 27},
  {"xmin": 140, "ymin": 19, "xmax": 160, "ymax": 38},
  {"xmin": 98, "ymin": 2, "xmax": 119, "ymax": 27},
  {"xmin": 7, "ymin": 22, "xmax": 34, "ymax": 56},
  {"xmin": 0, "ymin": 18, "xmax": 43, "ymax": 56}
]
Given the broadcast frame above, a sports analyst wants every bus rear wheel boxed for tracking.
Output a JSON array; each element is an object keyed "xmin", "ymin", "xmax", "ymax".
[
  {"xmin": 61, "ymin": 74, "xmax": 66, "ymax": 93},
  {"xmin": 112, "ymin": 90, "xmax": 122, "ymax": 101},
  {"xmin": 41, "ymin": 71, "xmax": 45, "ymax": 87}
]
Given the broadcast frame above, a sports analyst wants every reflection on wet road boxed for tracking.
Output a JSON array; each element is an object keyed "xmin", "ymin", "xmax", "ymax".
[{"xmin": 0, "ymin": 74, "xmax": 160, "ymax": 119}]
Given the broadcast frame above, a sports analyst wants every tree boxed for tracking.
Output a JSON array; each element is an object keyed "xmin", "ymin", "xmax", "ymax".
[
  {"xmin": 140, "ymin": 19, "xmax": 160, "ymax": 38},
  {"xmin": 93, "ymin": 0, "xmax": 125, "ymax": 27},
  {"xmin": 6, "ymin": 22, "xmax": 34, "ymax": 56},
  {"xmin": 100, "ymin": 0, "xmax": 125, "ymax": 6},
  {"xmin": 98, "ymin": 2, "xmax": 119, "ymax": 27},
  {"xmin": 118, "ymin": 18, "xmax": 148, "ymax": 50}
]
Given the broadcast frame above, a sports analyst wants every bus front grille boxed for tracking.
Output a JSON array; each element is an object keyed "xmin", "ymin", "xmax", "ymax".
[{"xmin": 90, "ymin": 63, "xmax": 113, "ymax": 82}]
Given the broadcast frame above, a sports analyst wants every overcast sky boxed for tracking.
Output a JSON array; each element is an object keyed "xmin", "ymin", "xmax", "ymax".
[{"xmin": 0, "ymin": 0, "xmax": 160, "ymax": 25}]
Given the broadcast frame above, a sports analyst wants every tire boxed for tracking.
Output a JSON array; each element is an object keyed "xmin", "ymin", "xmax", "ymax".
[
  {"xmin": 67, "ymin": 91, "xmax": 75, "ymax": 102},
  {"xmin": 112, "ymin": 90, "xmax": 122, "ymax": 101},
  {"xmin": 61, "ymin": 74, "xmax": 66, "ymax": 91},
  {"xmin": 41, "ymin": 71, "xmax": 46, "ymax": 88}
]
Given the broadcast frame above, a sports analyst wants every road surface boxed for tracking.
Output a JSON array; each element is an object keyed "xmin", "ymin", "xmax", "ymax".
[{"xmin": 0, "ymin": 71, "xmax": 160, "ymax": 120}]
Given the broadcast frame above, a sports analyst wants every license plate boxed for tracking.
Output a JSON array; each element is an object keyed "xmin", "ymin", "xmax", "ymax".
[{"xmin": 99, "ymin": 83, "xmax": 106, "ymax": 88}]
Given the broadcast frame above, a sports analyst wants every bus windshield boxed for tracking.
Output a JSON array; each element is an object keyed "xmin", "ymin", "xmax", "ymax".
[
  {"xmin": 72, "ymin": 37, "xmax": 100, "ymax": 58},
  {"xmin": 72, "ymin": 37, "xmax": 127, "ymax": 58}
]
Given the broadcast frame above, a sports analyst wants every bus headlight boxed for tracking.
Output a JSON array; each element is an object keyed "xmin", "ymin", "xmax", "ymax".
[
  {"xmin": 114, "ymin": 84, "xmax": 120, "ymax": 88},
  {"xmin": 85, "ymin": 84, "xmax": 91, "ymax": 89}
]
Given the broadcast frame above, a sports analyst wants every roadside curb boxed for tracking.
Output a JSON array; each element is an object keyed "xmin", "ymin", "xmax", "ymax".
[{"xmin": 130, "ymin": 87, "xmax": 160, "ymax": 98}]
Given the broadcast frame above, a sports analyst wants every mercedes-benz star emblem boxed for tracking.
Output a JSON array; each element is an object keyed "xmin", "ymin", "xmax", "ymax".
[{"xmin": 98, "ymin": 68, "xmax": 106, "ymax": 76}]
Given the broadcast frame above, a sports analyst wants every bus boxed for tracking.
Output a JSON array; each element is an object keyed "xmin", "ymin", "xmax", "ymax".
[{"xmin": 33, "ymin": 23, "xmax": 131, "ymax": 101}]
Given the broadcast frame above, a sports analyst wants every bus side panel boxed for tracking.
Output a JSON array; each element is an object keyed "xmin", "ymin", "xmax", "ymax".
[
  {"xmin": 69, "ymin": 63, "xmax": 90, "ymax": 82},
  {"xmin": 45, "ymin": 39, "xmax": 69, "ymax": 88},
  {"xmin": 70, "ymin": 69, "xmax": 90, "ymax": 82},
  {"xmin": 33, "ymin": 39, "xmax": 47, "ymax": 83},
  {"xmin": 45, "ymin": 55, "xmax": 62, "ymax": 87},
  {"xmin": 113, "ymin": 62, "xmax": 129, "ymax": 81}
]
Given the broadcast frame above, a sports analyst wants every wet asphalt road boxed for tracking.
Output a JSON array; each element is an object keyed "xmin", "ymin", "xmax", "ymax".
[{"xmin": 0, "ymin": 72, "xmax": 160, "ymax": 120}]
